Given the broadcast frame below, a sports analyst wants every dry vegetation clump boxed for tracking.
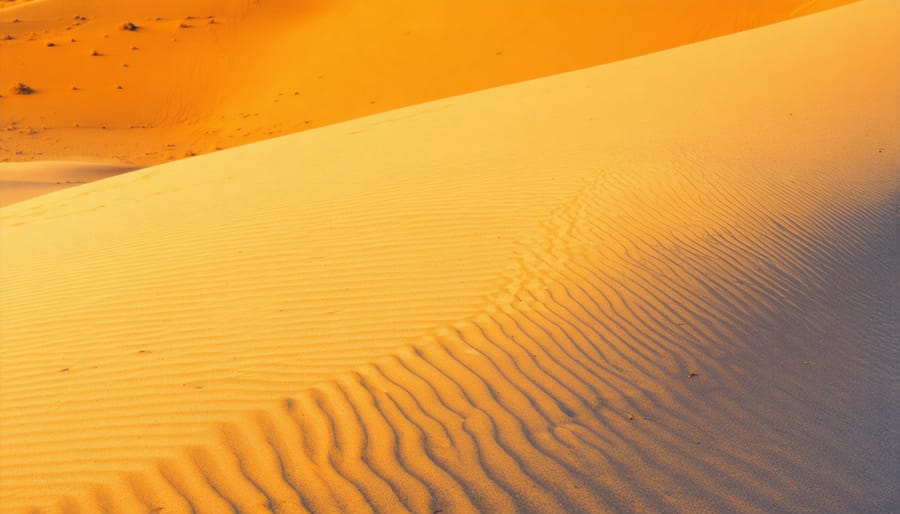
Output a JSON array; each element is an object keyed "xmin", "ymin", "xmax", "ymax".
[{"xmin": 12, "ymin": 83, "xmax": 34, "ymax": 95}]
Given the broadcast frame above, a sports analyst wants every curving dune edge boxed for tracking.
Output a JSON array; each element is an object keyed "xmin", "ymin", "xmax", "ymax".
[{"xmin": 0, "ymin": 1, "xmax": 898, "ymax": 512}]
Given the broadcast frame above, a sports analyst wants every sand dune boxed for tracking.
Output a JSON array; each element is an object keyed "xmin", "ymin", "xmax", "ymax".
[
  {"xmin": 1, "ymin": 0, "xmax": 898, "ymax": 512},
  {"xmin": 1, "ymin": 0, "xmax": 853, "ymax": 171}
]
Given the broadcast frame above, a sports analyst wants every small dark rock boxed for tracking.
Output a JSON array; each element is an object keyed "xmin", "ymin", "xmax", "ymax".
[{"xmin": 12, "ymin": 83, "xmax": 34, "ymax": 95}]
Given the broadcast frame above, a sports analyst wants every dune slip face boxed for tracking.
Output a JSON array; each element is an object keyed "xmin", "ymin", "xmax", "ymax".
[{"xmin": 1, "ymin": 1, "xmax": 898, "ymax": 513}]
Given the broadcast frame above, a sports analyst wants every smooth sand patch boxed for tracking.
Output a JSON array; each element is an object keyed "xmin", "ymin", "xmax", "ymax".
[
  {"xmin": 0, "ymin": 0, "xmax": 43, "ymax": 10},
  {"xmin": 1, "ymin": 1, "xmax": 897, "ymax": 512},
  {"xmin": 0, "ymin": 161, "xmax": 138, "ymax": 206}
]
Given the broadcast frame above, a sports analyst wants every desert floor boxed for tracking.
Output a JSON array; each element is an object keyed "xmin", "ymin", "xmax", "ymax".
[{"xmin": 0, "ymin": 1, "xmax": 897, "ymax": 513}]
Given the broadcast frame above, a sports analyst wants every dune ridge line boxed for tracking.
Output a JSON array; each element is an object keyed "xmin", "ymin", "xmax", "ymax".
[{"xmin": 0, "ymin": 0, "xmax": 897, "ymax": 512}]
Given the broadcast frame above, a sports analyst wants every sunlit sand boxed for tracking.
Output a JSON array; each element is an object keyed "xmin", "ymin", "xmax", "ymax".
[
  {"xmin": 0, "ymin": 1, "xmax": 897, "ymax": 512},
  {"xmin": 2, "ymin": 0, "xmax": 852, "ymax": 189}
]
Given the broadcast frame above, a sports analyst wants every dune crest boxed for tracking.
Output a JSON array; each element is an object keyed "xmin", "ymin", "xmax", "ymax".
[
  {"xmin": 0, "ymin": 0, "xmax": 855, "ymax": 172},
  {"xmin": 1, "ymin": 1, "xmax": 897, "ymax": 512}
]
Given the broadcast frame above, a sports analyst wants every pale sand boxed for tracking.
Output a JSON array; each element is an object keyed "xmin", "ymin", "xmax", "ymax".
[
  {"xmin": 0, "ymin": 161, "xmax": 138, "ymax": 206},
  {"xmin": 0, "ymin": 0, "xmax": 852, "ymax": 173},
  {"xmin": 1, "ymin": 1, "xmax": 898, "ymax": 512}
]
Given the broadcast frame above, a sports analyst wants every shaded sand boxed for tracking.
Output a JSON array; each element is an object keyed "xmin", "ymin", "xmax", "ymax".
[
  {"xmin": 0, "ymin": 0, "xmax": 854, "ymax": 171},
  {"xmin": 0, "ymin": 161, "xmax": 138, "ymax": 206},
  {"xmin": 1, "ymin": 1, "xmax": 898, "ymax": 512}
]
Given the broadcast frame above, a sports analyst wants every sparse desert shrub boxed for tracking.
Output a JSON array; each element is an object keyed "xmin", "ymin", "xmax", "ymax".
[
  {"xmin": 120, "ymin": 21, "xmax": 138, "ymax": 31},
  {"xmin": 12, "ymin": 83, "xmax": 34, "ymax": 95}
]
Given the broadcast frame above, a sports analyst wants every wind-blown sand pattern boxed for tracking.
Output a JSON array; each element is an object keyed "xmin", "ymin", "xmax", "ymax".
[{"xmin": 1, "ymin": 1, "xmax": 898, "ymax": 512}]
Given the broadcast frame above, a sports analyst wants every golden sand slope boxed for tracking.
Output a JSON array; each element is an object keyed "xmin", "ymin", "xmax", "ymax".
[
  {"xmin": 0, "ymin": 0, "xmax": 854, "ymax": 169},
  {"xmin": 1, "ymin": 1, "xmax": 898, "ymax": 512}
]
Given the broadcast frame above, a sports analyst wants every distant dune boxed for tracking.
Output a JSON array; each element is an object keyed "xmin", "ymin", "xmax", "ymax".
[
  {"xmin": 1, "ymin": 0, "xmax": 854, "ymax": 171},
  {"xmin": 1, "ymin": 0, "xmax": 898, "ymax": 512}
]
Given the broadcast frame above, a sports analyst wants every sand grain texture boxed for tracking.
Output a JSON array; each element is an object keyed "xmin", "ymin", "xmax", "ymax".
[{"xmin": 1, "ymin": 1, "xmax": 898, "ymax": 512}]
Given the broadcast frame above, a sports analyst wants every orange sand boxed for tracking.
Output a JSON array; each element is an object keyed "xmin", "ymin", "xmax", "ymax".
[
  {"xmin": 1, "ymin": 1, "xmax": 898, "ymax": 513},
  {"xmin": 1, "ymin": 0, "xmax": 853, "ymax": 171}
]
